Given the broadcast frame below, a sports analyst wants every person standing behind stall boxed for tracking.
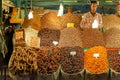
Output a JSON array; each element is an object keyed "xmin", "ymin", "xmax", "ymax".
[{"xmin": 80, "ymin": 0, "xmax": 103, "ymax": 30}]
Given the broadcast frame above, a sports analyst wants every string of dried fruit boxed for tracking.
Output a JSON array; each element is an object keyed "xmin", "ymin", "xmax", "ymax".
[
  {"xmin": 107, "ymin": 50, "xmax": 120, "ymax": 72},
  {"xmin": 38, "ymin": 28, "xmax": 60, "ymax": 47},
  {"xmin": 8, "ymin": 46, "xmax": 38, "ymax": 75},
  {"xmin": 61, "ymin": 12, "xmax": 82, "ymax": 30},
  {"xmin": 81, "ymin": 28, "xmax": 105, "ymax": 48},
  {"xmin": 84, "ymin": 46, "xmax": 108, "ymax": 74},
  {"xmin": 41, "ymin": 12, "xmax": 62, "ymax": 30},
  {"xmin": 37, "ymin": 46, "xmax": 60, "ymax": 74},
  {"xmin": 103, "ymin": 28, "xmax": 120, "ymax": 48},
  {"xmin": 61, "ymin": 46, "xmax": 84, "ymax": 74},
  {"xmin": 58, "ymin": 27, "xmax": 82, "ymax": 47}
]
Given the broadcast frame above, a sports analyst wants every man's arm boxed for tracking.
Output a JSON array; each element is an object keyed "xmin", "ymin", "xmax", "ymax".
[{"xmin": 98, "ymin": 14, "xmax": 103, "ymax": 29}]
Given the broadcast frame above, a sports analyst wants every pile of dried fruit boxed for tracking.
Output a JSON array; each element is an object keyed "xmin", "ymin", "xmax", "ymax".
[
  {"xmin": 103, "ymin": 28, "xmax": 120, "ymax": 48},
  {"xmin": 61, "ymin": 12, "xmax": 82, "ymax": 30},
  {"xmin": 41, "ymin": 12, "xmax": 62, "ymax": 30},
  {"xmin": 81, "ymin": 28, "xmax": 105, "ymax": 48},
  {"xmin": 84, "ymin": 46, "xmax": 108, "ymax": 74},
  {"xmin": 37, "ymin": 46, "xmax": 60, "ymax": 74},
  {"xmin": 38, "ymin": 28, "xmax": 60, "ymax": 47},
  {"xmin": 8, "ymin": 46, "xmax": 38, "ymax": 75},
  {"xmin": 58, "ymin": 27, "xmax": 82, "ymax": 47},
  {"xmin": 61, "ymin": 46, "xmax": 84, "ymax": 74},
  {"xmin": 103, "ymin": 14, "xmax": 120, "ymax": 31},
  {"xmin": 107, "ymin": 50, "xmax": 120, "ymax": 72}
]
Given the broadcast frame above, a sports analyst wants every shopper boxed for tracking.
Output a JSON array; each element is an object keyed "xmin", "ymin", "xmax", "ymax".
[
  {"xmin": 80, "ymin": 0, "xmax": 103, "ymax": 30},
  {"xmin": 4, "ymin": 25, "xmax": 14, "ymax": 65}
]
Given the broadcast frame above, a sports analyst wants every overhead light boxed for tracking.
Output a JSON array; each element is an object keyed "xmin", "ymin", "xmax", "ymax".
[
  {"xmin": 28, "ymin": 10, "xmax": 33, "ymax": 19},
  {"xmin": 28, "ymin": 0, "xmax": 33, "ymax": 19},
  {"xmin": 57, "ymin": 3, "xmax": 64, "ymax": 16}
]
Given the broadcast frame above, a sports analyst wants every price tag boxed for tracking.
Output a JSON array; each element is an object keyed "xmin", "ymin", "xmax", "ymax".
[
  {"xmin": 70, "ymin": 51, "xmax": 76, "ymax": 56},
  {"xmin": 93, "ymin": 53, "xmax": 100, "ymax": 58},
  {"xmin": 92, "ymin": 19, "xmax": 98, "ymax": 28},
  {"xmin": 118, "ymin": 51, "xmax": 120, "ymax": 55},
  {"xmin": 67, "ymin": 23, "xmax": 74, "ymax": 28},
  {"xmin": 53, "ymin": 41, "xmax": 58, "ymax": 46}
]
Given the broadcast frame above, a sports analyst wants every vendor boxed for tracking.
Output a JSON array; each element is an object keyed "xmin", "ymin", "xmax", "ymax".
[{"xmin": 80, "ymin": 0, "xmax": 103, "ymax": 30}]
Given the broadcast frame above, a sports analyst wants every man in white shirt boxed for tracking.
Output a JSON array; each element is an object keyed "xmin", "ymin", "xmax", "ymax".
[{"xmin": 80, "ymin": 0, "xmax": 103, "ymax": 30}]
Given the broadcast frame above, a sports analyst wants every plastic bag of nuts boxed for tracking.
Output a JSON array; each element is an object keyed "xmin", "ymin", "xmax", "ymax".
[
  {"xmin": 107, "ymin": 49, "xmax": 120, "ymax": 80},
  {"xmin": 84, "ymin": 46, "xmax": 109, "ymax": 80},
  {"xmin": 60, "ymin": 46, "xmax": 84, "ymax": 80},
  {"xmin": 37, "ymin": 46, "xmax": 61, "ymax": 80}
]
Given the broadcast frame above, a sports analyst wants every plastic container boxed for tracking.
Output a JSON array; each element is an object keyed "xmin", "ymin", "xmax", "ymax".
[
  {"xmin": 61, "ymin": 69, "xmax": 85, "ymax": 80},
  {"xmin": 85, "ymin": 70, "xmax": 109, "ymax": 80},
  {"xmin": 107, "ymin": 49, "xmax": 120, "ymax": 80}
]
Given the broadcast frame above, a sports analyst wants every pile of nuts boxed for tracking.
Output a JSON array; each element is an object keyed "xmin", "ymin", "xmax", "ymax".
[
  {"xmin": 107, "ymin": 50, "xmax": 120, "ymax": 72},
  {"xmin": 61, "ymin": 46, "xmax": 84, "ymax": 74},
  {"xmin": 59, "ymin": 27, "xmax": 82, "ymax": 47},
  {"xmin": 81, "ymin": 29, "xmax": 105, "ymax": 48}
]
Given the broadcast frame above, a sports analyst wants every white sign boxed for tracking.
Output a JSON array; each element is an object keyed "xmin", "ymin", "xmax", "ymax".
[
  {"xmin": 92, "ymin": 19, "xmax": 98, "ymax": 28},
  {"xmin": 93, "ymin": 53, "xmax": 100, "ymax": 58},
  {"xmin": 119, "ymin": 51, "xmax": 120, "ymax": 55},
  {"xmin": 28, "ymin": 11, "xmax": 33, "ymax": 19},
  {"xmin": 53, "ymin": 41, "xmax": 58, "ymax": 46},
  {"xmin": 70, "ymin": 51, "xmax": 76, "ymax": 56}
]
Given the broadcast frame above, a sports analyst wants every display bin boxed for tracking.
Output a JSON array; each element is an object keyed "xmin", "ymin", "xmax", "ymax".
[
  {"xmin": 9, "ymin": 72, "xmax": 37, "ymax": 80},
  {"xmin": 60, "ymin": 46, "xmax": 84, "ymax": 80},
  {"xmin": 37, "ymin": 46, "xmax": 61, "ymax": 80},
  {"xmin": 61, "ymin": 68, "xmax": 85, "ymax": 80},
  {"xmin": 110, "ymin": 69, "xmax": 120, "ymax": 80},
  {"xmin": 107, "ymin": 48, "xmax": 120, "ymax": 80},
  {"xmin": 37, "ymin": 66, "xmax": 60, "ymax": 80},
  {"xmin": 85, "ymin": 70, "xmax": 109, "ymax": 80},
  {"xmin": 84, "ymin": 46, "xmax": 109, "ymax": 80}
]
